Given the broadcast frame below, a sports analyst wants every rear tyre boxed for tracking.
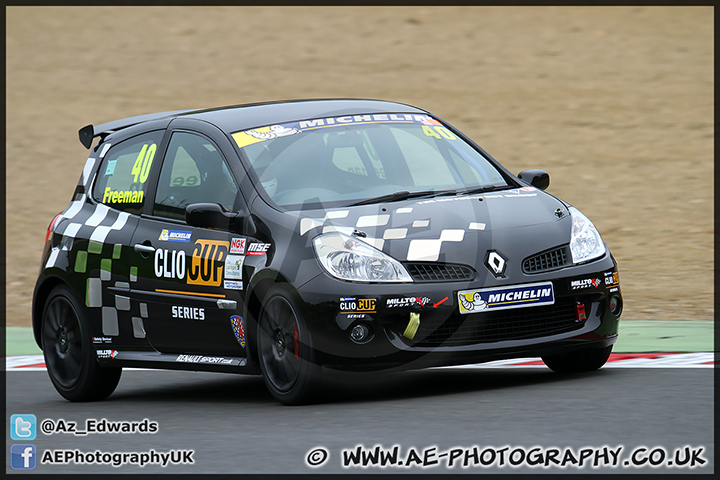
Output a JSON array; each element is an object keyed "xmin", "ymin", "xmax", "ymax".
[
  {"xmin": 542, "ymin": 345, "xmax": 613, "ymax": 374},
  {"xmin": 257, "ymin": 288, "xmax": 320, "ymax": 405},
  {"xmin": 41, "ymin": 284, "xmax": 121, "ymax": 401}
]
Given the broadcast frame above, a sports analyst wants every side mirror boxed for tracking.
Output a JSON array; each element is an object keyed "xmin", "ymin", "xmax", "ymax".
[
  {"xmin": 517, "ymin": 169, "xmax": 550, "ymax": 191},
  {"xmin": 186, "ymin": 203, "xmax": 255, "ymax": 235}
]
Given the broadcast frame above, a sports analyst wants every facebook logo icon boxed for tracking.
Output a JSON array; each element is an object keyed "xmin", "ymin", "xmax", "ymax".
[
  {"xmin": 10, "ymin": 414, "xmax": 37, "ymax": 440},
  {"xmin": 11, "ymin": 444, "xmax": 37, "ymax": 470}
]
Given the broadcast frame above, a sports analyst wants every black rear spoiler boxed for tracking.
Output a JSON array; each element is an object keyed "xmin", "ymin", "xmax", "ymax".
[{"xmin": 78, "ymin": 109, "xmax": 196, "ymax": 149}]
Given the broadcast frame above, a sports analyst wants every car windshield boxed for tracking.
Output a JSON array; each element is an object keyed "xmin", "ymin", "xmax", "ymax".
[{"xmin": 232, "ymin": 113, "xmax": 509, "ymax": 209}]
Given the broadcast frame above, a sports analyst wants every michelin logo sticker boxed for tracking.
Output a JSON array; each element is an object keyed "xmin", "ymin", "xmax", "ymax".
[
  {"xmin": 458, "ymin": 282, "xmax": 554, "ymax": 314},
  {"xmin": 158, "ymin": 229, "xmax": 192, "ymax": 242}
]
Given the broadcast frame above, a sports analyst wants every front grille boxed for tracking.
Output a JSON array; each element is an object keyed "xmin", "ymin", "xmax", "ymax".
[
  {"xmin": 391, "ymin": 300, "xmax": 584, "ymax": 348},
  {"xmin": 523, "ymin": 245, "xmax": 571, "ymax": 273},
  {"xmin": 405, "ymin": 263, "xmax": 476, "ymax": 282}
]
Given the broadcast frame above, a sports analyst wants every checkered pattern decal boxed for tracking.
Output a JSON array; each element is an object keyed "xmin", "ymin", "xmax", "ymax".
[{"xmin": 45, "ymin": 153, "xmax": 146, "ymax": 338}]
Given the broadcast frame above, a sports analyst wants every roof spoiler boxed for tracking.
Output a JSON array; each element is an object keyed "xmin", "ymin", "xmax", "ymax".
[{"xmin": 78, "ymin": 109, "xmax": 197, "ymax": 149}]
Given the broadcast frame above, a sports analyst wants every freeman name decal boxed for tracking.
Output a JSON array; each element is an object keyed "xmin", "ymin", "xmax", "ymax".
[
  {"xmin": 102, "ymin": 187, "xmax": 144, "ymax": 204},
  {"xmin": 171, "ymin": 306, "xmax": 205, "ymax": 321},
  {"xmin": 458, "ymin": 282, "xmax": 555, "ymax": 314}
]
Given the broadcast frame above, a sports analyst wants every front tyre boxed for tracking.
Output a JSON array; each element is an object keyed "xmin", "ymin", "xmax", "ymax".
[
  {"xmin": 542, "ymin": 345, "xmax": 613, "ymax": 374},
  {"xmin": 257, "ymin": 288, "xmax": 320, "ymax": 405},
  {"xmin": 41, "ymin": 284, "xmax": 121, "ymax": 401}
]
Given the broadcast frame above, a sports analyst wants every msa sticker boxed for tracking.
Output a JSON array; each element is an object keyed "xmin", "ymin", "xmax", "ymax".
[
  {"xmin": 246, "ymin": 243, "xmax": 271, "ymax": 255},
  {"xmin": 339, "ymin": 297, "xmax": 376, "ymax": 314},
  {"xmin": 230, "ymin": 237, "xmax": 246, "ymax": 254},
  {"xmin": 159, "ymin": 229, "xmax": 192, "ymax": 242},
  {"xmin": 224, "ymin": 255, "xmax": 244, "ymax": 280},
  {"xmin": 172, "ymin": 306, "xmax": 205, "ymax": 320},
  {"xmin": 458, "ymin": 282, "xmax": 554, "ymax": 314},
  {"xmin": 224, "ymin": 280, "xmax": 243, "ymax": 290}
]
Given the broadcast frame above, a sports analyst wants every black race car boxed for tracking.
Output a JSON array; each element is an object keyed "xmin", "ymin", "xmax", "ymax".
[{"xmin": 33, "ymin": 99, "xmax": 622, "ymax": 404}]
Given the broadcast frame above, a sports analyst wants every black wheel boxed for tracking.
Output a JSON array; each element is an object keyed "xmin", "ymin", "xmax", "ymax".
[
  {"xmin": 257, "ymin": 288, "xmax": 320, "ymax": 405},
  {"xmin": 41, "ymin": 284, "xmax": 121, "ymax": 401},
  {"xmin": 542, "ymin": 345, "xmax": 613, "ymax": 374}
]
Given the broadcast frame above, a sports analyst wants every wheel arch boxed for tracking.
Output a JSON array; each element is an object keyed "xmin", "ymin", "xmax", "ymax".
[
  {"xmin": 244, "ymin": 269, "xmax": 297, "ymax": 365},
  {"xmin": 32, "ymin": 275, "xmax": 67, "ymax": 349}
]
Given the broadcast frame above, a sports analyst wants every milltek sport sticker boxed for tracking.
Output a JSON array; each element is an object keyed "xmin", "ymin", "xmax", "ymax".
[{"xmin": 458, "ymin": 282, "xmax": 554, "ymax": 314}]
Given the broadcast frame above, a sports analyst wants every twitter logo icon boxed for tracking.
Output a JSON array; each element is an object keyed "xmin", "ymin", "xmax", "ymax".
[{"xmin": 11, "ymin": 414, "xmax": 36, "ymax": 440}]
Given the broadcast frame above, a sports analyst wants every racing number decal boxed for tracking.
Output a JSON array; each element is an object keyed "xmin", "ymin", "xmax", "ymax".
[
  {"xmin": 422, "ymin": 125, "xmax": 457, "ymax": 140},
  {"xmin": 187, "ymin": 240, "xmax": 229, "ymax": 286},
  {"xmin": 131, "ymin": 143, "xmax": 157, "ymax": 184}
]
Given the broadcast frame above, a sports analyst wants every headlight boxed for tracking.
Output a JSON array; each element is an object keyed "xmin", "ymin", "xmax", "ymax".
[
  {"xmin": 569, "ymin": 206, "xmax": 606, "ymax": 264},
  {"xmin": 313, "ymin": 232, "xmax": 413, "ymax": 282}
]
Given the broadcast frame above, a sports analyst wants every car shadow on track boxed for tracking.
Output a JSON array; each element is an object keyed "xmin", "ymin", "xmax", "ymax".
[
  {"xmin": 320, "ymin": 367, "xmax": 614, "ymax": 404},
  {"xmin": 106, "ymin": 367, "xmax": 614, "ymax": 405}
]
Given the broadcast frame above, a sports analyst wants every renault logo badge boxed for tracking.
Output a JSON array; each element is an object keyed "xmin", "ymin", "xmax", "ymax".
[{"xmin": 486, "ymin": 251, "xmax": 507, "ymax": 277}]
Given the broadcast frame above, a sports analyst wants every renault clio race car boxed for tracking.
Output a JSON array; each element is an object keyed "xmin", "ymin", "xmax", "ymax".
[{"xmin": 33, "ymin": 99, "xmax": 622, "ymax": 404}]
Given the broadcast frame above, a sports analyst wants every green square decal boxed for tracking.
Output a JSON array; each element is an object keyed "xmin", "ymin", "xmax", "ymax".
[
  {"xmin": 88, "ymin": 241, "xmax": 103, "ymax": 254},
  {"xmin": 112, "ymin": 244, "xmax": 122, "ymax": 259},
  {"xmin": 130, "ymin": 266, "xmax": 138, "ymax": 278},
  {"xmin": 74, "ymin": 251, "xmax": 88, "ymax": 273},
  {"xmin": 100, "ymin": 258, "xmax": 112, "ymax": 273}
]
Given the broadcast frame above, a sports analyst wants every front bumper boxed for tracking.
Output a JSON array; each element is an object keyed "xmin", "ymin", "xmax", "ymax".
[{"xmin": 294, "ymin": 255, "xmax": 621, "ymax": 372}]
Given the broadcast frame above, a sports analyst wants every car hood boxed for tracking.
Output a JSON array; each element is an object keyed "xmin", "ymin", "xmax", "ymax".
[{"xmin": 293, "ymin": 188, "xmax": 572, "ymax": 270}]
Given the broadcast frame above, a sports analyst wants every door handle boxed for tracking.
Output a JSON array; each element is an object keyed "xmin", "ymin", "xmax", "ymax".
[
  {"xmin": 134, "ymin": 244, "xmax": 156, "ymax": 254},
  {"xmin": 217, "ymin": 299, "xmax": 237, "ymax": 310}
]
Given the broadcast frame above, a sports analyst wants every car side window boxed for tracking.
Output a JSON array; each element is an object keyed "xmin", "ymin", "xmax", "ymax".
[
  {"xmin": 92, "ymin": 131, "xmax": 163, "ymax": 215},
  {"xmin": 154, "ymin": 131, "xmax": 239, "ymax": 221}
]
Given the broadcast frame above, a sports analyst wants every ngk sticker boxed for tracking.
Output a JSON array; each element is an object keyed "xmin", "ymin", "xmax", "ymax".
[{"xmin": 230, "ymin": 237, "xmax": 246, "ymax": 254}]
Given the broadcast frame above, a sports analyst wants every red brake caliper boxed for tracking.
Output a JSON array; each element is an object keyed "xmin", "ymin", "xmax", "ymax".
[{"xmin": 292, "ymin": 322, "xmax": 300, "ymax": 360}]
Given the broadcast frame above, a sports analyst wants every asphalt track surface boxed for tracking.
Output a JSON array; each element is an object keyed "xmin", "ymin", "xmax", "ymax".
[{"xmin": 5, "ymin": 366, "xmax": 714, "ymax": 474}]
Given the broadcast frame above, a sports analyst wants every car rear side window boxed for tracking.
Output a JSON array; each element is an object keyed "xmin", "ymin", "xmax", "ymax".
[
  {"xmin": 92, "ymin": 131, "xmax": 164, "ymax": 215},
  {"xmin": 153, "ymin": 132, "xmax": 239, "ymax": 221}
]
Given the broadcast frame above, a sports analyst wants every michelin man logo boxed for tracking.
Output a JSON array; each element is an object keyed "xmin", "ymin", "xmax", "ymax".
[
  {"xmin": 460, "ymin": 292, "xmax": 488, "ymax": 312},
  {"xmin": 245, "ymin": 125, "xmax": 300, "ymax": 140}
]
